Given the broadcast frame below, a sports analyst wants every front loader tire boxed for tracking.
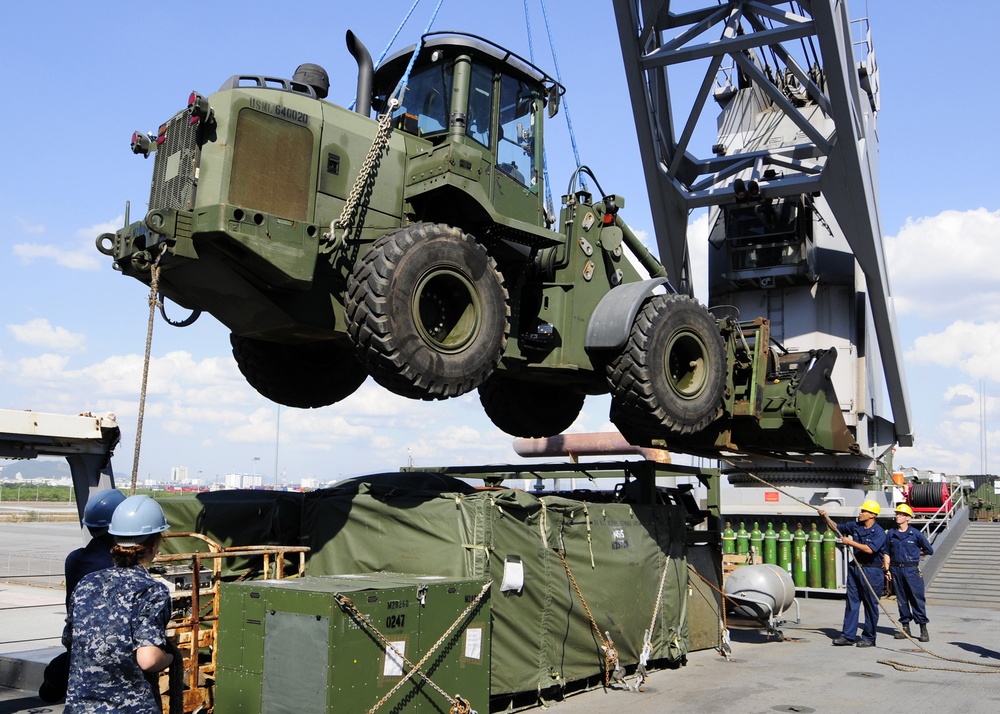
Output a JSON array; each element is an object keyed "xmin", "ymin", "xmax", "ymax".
[
  {"xmin": 479, "ymin": 374, "xmax": 586, "ymax": 438},
  {"xmin": 608, "ymin": 294, "xmax": 726, "ymax": 436},
  {"xmin": 345, "ymin": 223, "xmax": 510, "ymax": 400},
  {"xmin": 230, "ymin": 334, "xmax": 368, "ymax": 409}
]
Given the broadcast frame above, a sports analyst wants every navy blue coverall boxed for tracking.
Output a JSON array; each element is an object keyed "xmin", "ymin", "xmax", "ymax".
[
  {"xmin": 838, "ymin": 521, "xmax": 887, "ymax": 644},
  {"xmin": 887, "ymin": 526, "xmax": 934, "ymax": 626}
]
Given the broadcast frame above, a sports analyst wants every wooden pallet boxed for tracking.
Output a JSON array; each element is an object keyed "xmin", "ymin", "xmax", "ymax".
[{"xmin": 722, "ymin": 553, "xmax": 751, "ymax": 579}]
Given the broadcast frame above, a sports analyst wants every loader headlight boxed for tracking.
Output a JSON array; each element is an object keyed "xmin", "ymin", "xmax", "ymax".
[{"xmin": 130, "ymin": 131, "xmax": 152, "ymax": 158}]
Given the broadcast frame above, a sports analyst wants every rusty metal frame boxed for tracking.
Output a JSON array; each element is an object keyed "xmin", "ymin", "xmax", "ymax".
[{"xmin": 154, "ymin": 532, "xmax": 310, "ymax": 713}]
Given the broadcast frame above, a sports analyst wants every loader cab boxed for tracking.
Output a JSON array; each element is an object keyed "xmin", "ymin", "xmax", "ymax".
[{"xmin": 372, "ymin": 32, "xmax": 563, "ymax": 227}]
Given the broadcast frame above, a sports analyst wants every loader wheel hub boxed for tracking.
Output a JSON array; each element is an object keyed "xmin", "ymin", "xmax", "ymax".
[
  {"xmin": 665, "ymin": 332, "xmax": 709, "ymax": 400},
  {"xmin": 414, "ymin": 268, "xmax": 479, "ymax": 353}
]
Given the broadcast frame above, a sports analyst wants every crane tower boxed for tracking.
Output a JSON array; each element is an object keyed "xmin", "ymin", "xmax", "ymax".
[{"xmin": 612, "ymin": 0, "xmax": 911, "ymax": 488}]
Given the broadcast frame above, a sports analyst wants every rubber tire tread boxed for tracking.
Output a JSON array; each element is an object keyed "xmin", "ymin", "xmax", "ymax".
[
  {"xmin": 608, "ymin": 293, "xmax": 726, "ymax": 435},
  {"xmin": 230, "ymin": 334, "xmax": 368, "ymax": 409},
  {"xmin": 479, "ymin": 374, "xmax": 586, "ymax": 438},
  {"xmin": 345, "ymin": 222, "xmax": 510, "ymax": 400}
]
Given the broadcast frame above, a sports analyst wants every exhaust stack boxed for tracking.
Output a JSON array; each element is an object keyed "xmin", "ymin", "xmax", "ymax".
[{"xmin": 346, "ymin": 30, "xmax": 373, "ymax": 117}]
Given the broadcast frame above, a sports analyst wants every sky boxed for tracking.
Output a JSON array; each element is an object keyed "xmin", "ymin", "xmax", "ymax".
[{"xmin": 1, "ymin": 1, "xmax": 997, "ymax": 486}]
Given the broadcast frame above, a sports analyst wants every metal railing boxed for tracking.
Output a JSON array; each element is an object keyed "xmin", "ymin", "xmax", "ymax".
[
  {"xmin": 919, "ymin": 481, "xmax": 966, "ymax": 545},
  {"xmin": 0, "ymin": 553, "xmax": 65, "ymax": 589},
  {"xmin": 154, "ymin": 532, "xmax": 310, "ymax": 714}
]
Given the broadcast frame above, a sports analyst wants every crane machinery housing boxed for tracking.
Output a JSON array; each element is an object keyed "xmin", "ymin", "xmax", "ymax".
[{"xmin": 612, "ymin": 0, "xmax": 912, "ymax": 494}]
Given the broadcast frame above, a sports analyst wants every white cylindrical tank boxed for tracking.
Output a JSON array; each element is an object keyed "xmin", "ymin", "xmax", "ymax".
[{"xmin": 724, "ymin": 563, "xmax": 796, "ymax": 619}]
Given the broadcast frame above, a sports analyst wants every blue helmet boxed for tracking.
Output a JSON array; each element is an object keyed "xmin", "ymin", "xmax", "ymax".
[
  {"xmin": 82, "ymin": 489, "xmax": 127, "ymax": 529},
  {"xmin": 108, "ymin": 495, "xmax": 169, "ymax": 537}
]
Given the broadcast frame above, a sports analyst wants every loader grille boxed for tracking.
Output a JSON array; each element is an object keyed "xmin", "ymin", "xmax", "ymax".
[{"xmin": 149, "ymin": 108, "xmax": 199, "ymax": 212}]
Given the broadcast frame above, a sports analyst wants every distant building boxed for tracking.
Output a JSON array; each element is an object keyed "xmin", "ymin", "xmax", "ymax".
[
  {"xmin": 222, "ymin": 473, "xmax": 263, "ymax": 489},
  {"xmin": 171, "ymin": 466, "xmax": 189, "ymax": 483}
]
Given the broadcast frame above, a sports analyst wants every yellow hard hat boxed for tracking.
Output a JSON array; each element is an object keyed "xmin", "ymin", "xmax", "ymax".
[
  {"xmin": 895, "ymin": 503, "xmax": 914, "ymax": 517},
  {"xmin": 860, "ymin": 499, "xmax": 881, "ymax": 515}
]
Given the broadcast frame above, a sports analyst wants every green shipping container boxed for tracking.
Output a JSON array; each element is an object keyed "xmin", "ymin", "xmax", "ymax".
[{"xmin": 215, "ymin": 574, "xmax": 491, "ymax": 714}]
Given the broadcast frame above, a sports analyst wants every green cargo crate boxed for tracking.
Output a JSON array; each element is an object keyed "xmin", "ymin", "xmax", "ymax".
[{"xmin": 215, "ymin": 574, "xmax": 491, "ymax": 714}]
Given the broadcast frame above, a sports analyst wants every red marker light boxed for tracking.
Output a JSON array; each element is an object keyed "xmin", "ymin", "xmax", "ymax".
[
  {"xmin": 131, "ymin": 131, "xmax": 152, "ymax": 157},
  {"xmin": 188, "ymin": 92, "xmax": 213, "ymax": 126}
]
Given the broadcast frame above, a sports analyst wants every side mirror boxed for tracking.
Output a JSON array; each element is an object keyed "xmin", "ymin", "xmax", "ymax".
[{"xmin": 547, "ymin": 85, "xmax": 560, "ymax": 118}]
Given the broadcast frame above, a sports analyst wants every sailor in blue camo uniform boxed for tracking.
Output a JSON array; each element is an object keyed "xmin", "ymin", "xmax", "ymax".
[
  {"xmin": 819, "ymin": 501, "xmax": 888, "ymax": 647},
  {"xmin": 64, "ymin": 489, "xmax": 127, "ymax": 608},
  {"xmin": 63, "ymin": 495, "xmax": 173, "ymax": 713},
  {"xmin": 886, "ymin": 503, "xmax": 934, "ymax": 642},
  {"xmin": 40, "ymin": 489, "xmax": 127, "ymax": 704}
]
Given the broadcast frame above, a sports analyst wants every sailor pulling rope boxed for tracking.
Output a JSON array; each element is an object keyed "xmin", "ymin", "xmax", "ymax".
[{"xmin": 722, "ymin": 459, "xmax": 1000, "ymax": 674}]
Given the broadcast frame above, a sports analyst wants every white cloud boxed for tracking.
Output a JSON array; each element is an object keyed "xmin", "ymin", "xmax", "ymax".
[
  {"xmin": 15, "ymin": 216, "xmax": 45, "ymax": 234},
  {"xmin": 8, "ymin": 318, "xmax": 87, "ymax": 352},
  {"xmin": 885, "ymin": 208, "xmax": 1000, "ymax": 319},
  {"xmin": 17, "ymin": 353, "xmax": 72, "ymax": 381},
  {"xmin": 11, "ymin": 217, "xmax": 121, "ymax": 271},
  {"xmin": 77, "ymin": 218, "xmax": 124, "ymax": 240},
  {"xmin": 905, "ymin": 321, "xmax": 1000, "ymax": 382},
  {"xmin": 13, "ymin": 242, "xmax": 102, "ymax": 270},
  {"xmin": 895, "ymin": 416, "xmax": 994, "ymax": 475}
]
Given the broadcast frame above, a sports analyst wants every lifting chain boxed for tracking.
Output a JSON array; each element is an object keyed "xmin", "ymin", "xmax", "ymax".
[
  {"xmin": 130, "ymin": 254, "xmax": 163, "ymax": 496},
  {"xmin": 334, "ymin": 580, "xmax": 492, "ymax": 714},
  {"xmin": 555, "ymin": 550, "xmax": 621, "ymax": 687},
  {"xmin": 321, "ymin": 97, "xmax": 399, "ymax": 255}
]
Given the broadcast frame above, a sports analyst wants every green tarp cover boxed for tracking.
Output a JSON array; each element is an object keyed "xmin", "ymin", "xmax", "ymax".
[
  {"xmin": 302, "ymin": 483, "xmax": 689, "ymax": 698},
  {"xmin": 158, "ymin": 490, "xmax": 304, "ymax": 578},
  {"xmin": 156, "ymin": 477, "xmax": 696, "ymax": 700}
]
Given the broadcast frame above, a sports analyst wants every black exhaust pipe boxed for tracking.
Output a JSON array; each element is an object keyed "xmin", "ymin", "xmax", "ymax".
[{"xmin": 346, "ymin": 30, "xmax": 373, "ymax": 117}]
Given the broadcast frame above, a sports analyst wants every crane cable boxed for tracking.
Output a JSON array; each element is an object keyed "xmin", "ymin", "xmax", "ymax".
[
  {"xmin": 329, "ymin": 0, "xmax": 446, "ymax": 246},
  {"xmin": 721, "ymin": 458, "xmax": 1000, "ymax": 673},
  {"xmin": 537, "ymin": 0, "xmax": 587, "ymax": 194},
  {"xmin": 522, "ymin": 0, "xmax": 555, "ymax": 220}
]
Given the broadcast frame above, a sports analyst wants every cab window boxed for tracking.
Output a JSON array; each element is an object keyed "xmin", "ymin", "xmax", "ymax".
[
  {"xmin": 393, "ymin": 61, "xmax": 451, "ymax": 137},
  {"xmin": 497, "ymin": 74, "xmax": 537, "ymax": 188}
]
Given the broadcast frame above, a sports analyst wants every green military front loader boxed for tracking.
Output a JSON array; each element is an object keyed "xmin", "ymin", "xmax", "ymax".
[{"xmin": 97, "ymin": 30, "xmax": 856, "ymax": 456}]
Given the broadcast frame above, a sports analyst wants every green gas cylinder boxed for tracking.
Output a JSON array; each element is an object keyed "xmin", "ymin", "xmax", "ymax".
[
  {"xmin": 750, "ymin": 522, "xmax": 764, "ymax": 563},
  {"xmin": 722, "ymin": 522, "xmax": 736, "ymax": 554},
  {"xmin": 792, "ymin": 523, "xmax": 808, "ymax": 587},
  {"xmin": 822, "ymin": 527, "xmax": 839, "ymax": 589},
  {"xmin": 736, "ymin": 522, "xmax": 750, "ymax": 555},
  {"xmin": 778, "ymin": 523, "xmax": 792, "ymax": 575},
  {"xmin": 763, "ymin": 522, "xmax": 778, "ymax": 565},
  {"xmin": 807, "ymin": 523, "xmax": 822, "ymax": 589}
]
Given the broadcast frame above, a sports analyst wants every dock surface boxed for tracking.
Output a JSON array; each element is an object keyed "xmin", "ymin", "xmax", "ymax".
[{"xmin": 2, "ymin": 521, "xmax": 998, "ymax": 713}]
